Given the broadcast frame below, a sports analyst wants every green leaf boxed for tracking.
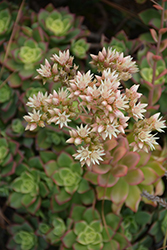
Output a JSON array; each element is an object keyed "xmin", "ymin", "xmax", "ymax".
[
  {"xmin": 80, "ymin": 189, "xmax": 95, "ymax": 205},
  {"xmin": 113, "ymin": 232, "xmax": 129, "ymax": 250},
  {"xmin": 124, "ymin": 169, "xmax": 144, "ymax": 185},
  {"xmin": 83, "ymin": 207, "xmax": 100, "ymax": 224},
  {"xmin": 55, "ymin": 188, "xmax": 71, "ymax": 204},
  {"xmin": 39, "ymin": 151, "xmax": 57, "ymax": 163},
  {"xmin": 21, "ymin": 194, "xmax": 35, "ymax": 207},
  {"xmin": 52, "ymin": 171, "xmax": 64, "ymax": 186},
  {"xmin": 62, "ymin": 230, "xmax": 76, "ymax": 248},
  {"xmin": 134, "ymin": 211, "xmax": 151, "ymax": 226},
  {"xmin": 73, "ymin": 243, "xmax": 88, "ymax": 250},
  {"xmin": 125, "ymin": 185, "xmax": 141, "ymax": 212},
  {"xmin": 140, "ymin": 167, "xmax": 158, "ymax": 185},
  {"xmin": 101, "ymin": 226, "xmax": 114, "ymax": 241},
  {"xmin": 57, "ymin": 152, "xmax": 73, "ymax": 168},
  {"xmin": 29, "ymin": 157, "xmax": 43, "ymax": 170},
  {"xmin": 77, "ymin": 179, "xmax": 90, "ymax": 194},
  {"xmin": 84, "ymin": 171, "xmax": 98, "ymax": 185},
  {"xmin": 98, "ymin": 171, "xmax": 118, "ymax": 187},
  {"xmin": 27, "ymin": 196, "xmax": 41, "ymax": 214},
  {"xmin": 103, "ymin": 241, "xmax": 119, "ymax": 250},
  {"xmin": 8, "ymin": 73, "xmax": 22, "ymax": 88},
  {"xmin": 74, "ymin": 221, "xmax": 87, "ymax": 235},
  {"xmin": 88, "ymin": 243, "xmax": 103, "ymax": 250},
  {"xmin": 44, "ymin": 160, "xmax": 58, "ymax": 177},
  {"xmin": 90, "ymin": 221, "xmax": 103, "ymax": 233},
  {"xmin": 71, "ymin": 205, "xmax": 85, "ymax": 221},
  {"xmin": 110, "ymin": 178, "xmax": 129, "ymax": 204},
  {"xmin": 139, "ymin": 9, "xmax": 160, "ymax": 25},
  {"xmin": 105, "ymin": 213, "xmax": 121, "ymax": 231},
  {"xmin": 9, "ymin": 192, "xmax": 22, "ymax": 208}
]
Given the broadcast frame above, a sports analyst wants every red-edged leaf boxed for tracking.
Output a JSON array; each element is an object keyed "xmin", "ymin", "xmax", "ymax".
[
  {"xmin": 125, "ymin": 185, "xmax": 141, "ymax": 212},
  {"xmin": 120, "ymin": 152, "xmax": 140, "ymax": 169},
  {"xmin": 159, "ymin": 27, "xmax": 167, "ymax": 34},
  {"xmin": 111, "ymin": 164, "xmax": 128, "ymax": 177},
  {"xmin": 92, "ymin": 164, "xmax": 111, "ymax": 174},
  {"xmin": 124, "ymin": 169, "xmax": 144, "ymax": 185},
  {"xmin": 98, "ymin": 172, "xmax": 118, "ymax": 187},
  {"xmin": 160, "ymin": 39, "xmax": 167, "ymax": 52},
  {"xmin": 150, "ymin": 29, "xmax": 158, "ymax": 43},
  {"xmin": 112, "ymin": 146, "xmax": 127, "ymax": 164},
  {"xmin": 140, "ymin": 167, "xmax": 159, "ymax": 185},
  {"xmin": 110, "ymin": 178, "xmax": 129, "ymax": 204},
  {"xmin": 84, "ymin": 171, "xmax": 98, "ymax": 185},
  {"xmin": 153, "ymin": 4, "xmax": 163, "ymax": 10},
  {"xmin": 154, "ymin": 179, "xmax": 164, "ymax": 196},
  {"xmin": 96, "ymin": 186, "xmax": 113, "ymax": 200},
  {"xmin": 103, "ymin": 139, "xmax": 118, "ymax": 152}
]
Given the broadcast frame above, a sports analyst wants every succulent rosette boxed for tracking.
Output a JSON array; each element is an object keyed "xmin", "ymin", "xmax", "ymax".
[
  {"xmin": 0, "ymin": 1, "xmax": 15, "ymax": 46},
  {"xmin": 0, "ymin": 135, "xmax": 23, "ymax": 177},
  {"xmin": 38, "ymin": 214, "xmax": 66, "ymax": 245},
  {"xmin": 8, "ymin": 156, "xmax": 57, "ymax": 214},
  {"xmin": 71, "ymin": 39, "xmax": 90, "ymax": 59},
  {"xmin": 37, "ymin": 4, "xmax": 84, "ymax": 46},
  {"xmin": 84, "ymin": 136, "xmax": 165, "ymax": 213},
  {"xmin": 2, "ymin": 27, "xmax": 48, "ymax": 81},
  {"xmin": 7, "ymin": 213, "xmax": 48, "ymax": 250},
  {"xmin": 61, "ymin": 205, "xmax": 130, "ymax": 250},
  {"xmin": 43, "ymin": 151, "xmax": 94, "ymax": 209}
]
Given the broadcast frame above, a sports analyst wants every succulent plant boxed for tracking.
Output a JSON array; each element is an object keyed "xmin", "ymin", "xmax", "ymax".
[
  {"xmin": 0, "ymin": 133, "xmax": 23, "ymax": 177},
  {"xmin": 7, "ymin": 213, "xmax": 48, "ymax": 250},
  {"xmin": 1, "ymin": 26, "xmax": 48, "ymax": 82},
  {"xmin": 71, "ymin": 39, "xmax": 89, "ymax": 59},
  {"xmin": 0, "ymin": 1, "xmax": 16, "ymax": 47},
  {"xmin": 61, "ymin": 204, "xmax": 130, "ymax": 250},
  {"xmin": 84, "ymin": 136, "xmax": 165, "ymax": 213},
  {"xmin": 36, "ymin": 3, "xmax": 85, "ymax": 46},
  {"xmin": 43, "ymin": 151, "xmax": 94, "ymax": 209}
]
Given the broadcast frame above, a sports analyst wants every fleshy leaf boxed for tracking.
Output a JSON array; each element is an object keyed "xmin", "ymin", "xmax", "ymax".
[
  {"xmin": 111, "ymin": 165, "xmax": 128, "ymax": 177},
  {"xmin": 83, "ymin": 207, "xmax": 100, "ymax": 224},
  {"xmin": 125, "ymin": 185, "xmax": 141, "ymax": 212},
  {"xmin": 62, "ymin": 230, "xmax": 76, "ymax": 248},
  {"xmin": 98, "ymin": 171, "xmax": 118, "ymax": 187},
  {"xmin": 74, "ymin": 221, "xmax": 87, "ymax": 235},
  {"xmin": 110, "ymin": 178, "xmax": 129, "ymax": 204},
  {"xmin": 57, "ymin": 152, "xmax": 73, "ymax": 168},
  {"xmin": 124, "ymin": 169, "xmax": 144, "ymax": 185},
  {"xmin": 120, "ymin": 152, "xmax": 140, "ymax": 169},
  {"xmin": 140, "ymin": 167, "xmax": 159, "ymax": 185}
]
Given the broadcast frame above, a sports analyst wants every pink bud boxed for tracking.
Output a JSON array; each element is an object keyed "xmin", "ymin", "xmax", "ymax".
[
  {"xmin": 66, "ymin": 138, "xmax": 74, "ymax": 143},
  {"xmin": 74, "ymin": 137, "xmax": 82, "ymax": 145}
]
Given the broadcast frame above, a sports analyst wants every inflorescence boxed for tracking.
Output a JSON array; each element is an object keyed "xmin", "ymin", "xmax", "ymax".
[{"xmin": 24, "ymin": 47, "xmax": 166, "ymax": 167}]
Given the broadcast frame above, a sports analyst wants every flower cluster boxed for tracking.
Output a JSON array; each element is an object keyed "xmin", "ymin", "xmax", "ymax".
[
  {"xmin": 24, "ymin": 48, "xmax": 166, "ymax": 167},
  {"xmin": 35, "ymin": 50, "xmax": 78, "ymax": 85}
]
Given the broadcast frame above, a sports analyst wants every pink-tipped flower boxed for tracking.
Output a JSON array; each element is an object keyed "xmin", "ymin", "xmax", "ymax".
[
  {"xmin": 36, "ymin": 59, "xmax": 52, "ymax": 79},
  {"xmin": 56, "ymin": 111, "xmax": 71, "ymax": 128}
]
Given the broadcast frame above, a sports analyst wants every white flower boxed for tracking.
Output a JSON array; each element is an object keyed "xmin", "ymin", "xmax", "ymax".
[
  {"xmin": 27, "ymin": 92, "xmax": 48, "ymax": 108},
  {"xmin": 131, "ymin": 102, "xmax": 147, "ymax": 120},
  {"xmin": 73, "ymin": 146, "xmax": 105, "ymax": 167},
  {"xmin": 102, "ymin": 124, "xmax": 120, "ymax": 140},
  {"xmin": 90, "ymin": 148, "xmax": 105, "ymax": 165},
  {"xmin": 76, "ymin": 124, "xmax": 91, "ymax": 138},
  {"xmin": 36, "ymin": 59, "xmax": 52, "ymax": 78},
  {"xmin": 56, "ymin": 111, "xmax": 71, "ymax": 128}
]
